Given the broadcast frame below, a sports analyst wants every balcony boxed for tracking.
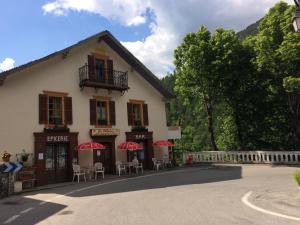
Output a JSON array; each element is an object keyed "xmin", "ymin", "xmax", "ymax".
[{"xmin": 79, "ymin": 64, "xmax": 129, "ymax": 91}]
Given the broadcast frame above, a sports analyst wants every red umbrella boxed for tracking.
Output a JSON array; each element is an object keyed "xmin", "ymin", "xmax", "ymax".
[
  {"xmin": 153, "ymin": 140, "xmax": 175, "ymax": 147},
  {"xmin": 118, "ymin": 141, "xmax": 143, "ymax": 151},
  {"xmin": 77, "ymin": 142, "xmax": 106, "ymax": 150}
]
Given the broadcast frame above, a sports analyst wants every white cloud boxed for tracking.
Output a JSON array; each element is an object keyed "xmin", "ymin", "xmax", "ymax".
[
  {"xmin": 42, "ymin": 0, "xmax": 149, "ymax": 26},
  {"xmin": 42, "ymin": 0, "xmax": 294, "ymax": 77},
  {"xmin": 0, "ymin": 58, "xmax": 15, "ymax": 72}
]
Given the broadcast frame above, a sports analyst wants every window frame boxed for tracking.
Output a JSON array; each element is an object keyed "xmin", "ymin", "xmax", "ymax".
[
  {"xmin": 93, "ymin": 53, "xmax": 109, "ymax": 82},
  {"xmin": 129, "ymin": 99, "xmax": 144, "ymax": 127},
  {"xmin": 43, "ymin": 91, "xmax": 68, "ymax": 127},
  {"xmin": 94, "ymin": 96, "xmax": 112, "ymax": 128}
]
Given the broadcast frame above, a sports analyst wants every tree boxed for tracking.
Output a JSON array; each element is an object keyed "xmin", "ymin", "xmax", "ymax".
[{"xmin": 174, "ymin": 27, "xmax": 219, "ymax": 150}]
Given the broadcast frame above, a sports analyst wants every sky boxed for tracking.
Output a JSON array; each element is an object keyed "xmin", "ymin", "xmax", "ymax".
[{"xmin": 0, "ymin": 0, "xmax": 294, "ymax": 78}]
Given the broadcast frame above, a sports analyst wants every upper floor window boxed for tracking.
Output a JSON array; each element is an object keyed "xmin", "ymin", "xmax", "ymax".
[
  {"xmin": 39, "ymin": 91, "xmax": 72, "ymax": 126},
  {"xmin": 97, "ymin": 100, "xmax": 108, "ymax": 125},
  {"xmin": 90, "ymin": 97, "xmax": 115, "ymax": 127},
  {"xmin": 88, "ymin": 54, "xmax": 113, "ymax": 83},
  {"xmin": 127, "ymin": 100, "xmax": 149, "ymax": 127},
  {"xmin": 48, "ymin": 96, "xmax": 63, "ymax": 125}
]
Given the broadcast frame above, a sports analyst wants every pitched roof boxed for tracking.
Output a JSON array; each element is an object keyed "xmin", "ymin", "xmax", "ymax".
[{"xmin": 0, "ymin": 30, "xmax": 173, "ymax": 99}]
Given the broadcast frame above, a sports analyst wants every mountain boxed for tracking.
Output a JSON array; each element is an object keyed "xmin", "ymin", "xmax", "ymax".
[{"xmin": 237, "ymin": 19, "xmax": 261, "ymax": 39}]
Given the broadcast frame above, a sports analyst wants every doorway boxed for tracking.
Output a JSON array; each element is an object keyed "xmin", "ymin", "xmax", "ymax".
[
  {"xmin": 93, "ymin": 142, "xmax": 113, "ymax": 173},
  {"xmin": 45, "ymin": 144, "xmax": 69, "ymax": 184},
  {"xmin": 95, "ymin": 58, "xmax": 106, "ymax": 82},
  {"xmin": 127, "ymin": 141, "xmax": 147, "ymax": 169},
  {"xmin": 92, "ymin": 136, "xmax": 116, "ymax": 174}
]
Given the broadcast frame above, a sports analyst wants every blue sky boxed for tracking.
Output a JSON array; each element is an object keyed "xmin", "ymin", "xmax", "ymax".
[
  {"xmin": 0, "ymin": 0, "xmax": 151, "ymax": 69},
  {"xmin": 0, "ymin": 0, "xmax": 294, "ymax": 77}
]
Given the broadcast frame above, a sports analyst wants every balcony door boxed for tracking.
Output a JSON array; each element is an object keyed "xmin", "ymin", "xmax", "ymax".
[{"xmin": 95, "ymin": 58, "xmax": 106, "ymax": 83}]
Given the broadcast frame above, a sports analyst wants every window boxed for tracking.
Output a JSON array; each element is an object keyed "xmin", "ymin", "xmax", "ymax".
[
  {"xmin": 96, "ymin": 100, "xmax": 108, "ymax": 125},
  {"xmin": 39, "ymin": 92, "xmax": 72, "ymax": 126},
  {"xmin": 127, "ymin": 101, "xmax": 148, "ymax": 126},
  {"xmin": 90, "ymin": 98, "xmax": 115, "ymax": 127},
  {"xmin": 48, "ymin": 96, "xmax": 63, "ymax": 125},
  {"xmin": 132, "ymin": 103, "xmax": 142, "ymax": 126}
]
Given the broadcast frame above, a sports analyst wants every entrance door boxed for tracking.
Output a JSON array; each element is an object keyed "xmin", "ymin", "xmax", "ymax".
[
  {"xmin": 127, "ymin": 141, "xmax": 147, "ymax": 169},
  {"xmin": 93, "ymin": 142, "xmax": 113, "ymax": 173},
  {"xmin": 45, "ymin": 144, "xmax": 68, "ymax": 184}
]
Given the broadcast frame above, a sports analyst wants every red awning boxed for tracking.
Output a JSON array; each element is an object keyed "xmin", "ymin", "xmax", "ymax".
[
  {"xmin": 153, "ymin": 140, "xmax": 175, "ymax": 147},
  {"xmin": 118, "ymin": 141, "xmax": 143, "ymax": 150},
  {"xmin": 77, "ymin": 142, "xmax": 106, "ymax": 150}
]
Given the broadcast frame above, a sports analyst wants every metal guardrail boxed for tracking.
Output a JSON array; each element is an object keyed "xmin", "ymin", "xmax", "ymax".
[{"xmin": 183, "ymin": 151, "xmax": 300, "ymax": 165}]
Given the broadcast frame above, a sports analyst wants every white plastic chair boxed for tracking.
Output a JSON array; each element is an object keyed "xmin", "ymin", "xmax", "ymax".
[
  {"xmin": 94, "ymin": 162, "xmax": 105, "ymax": 180},
  {"xmin": 116, "ymin": 161, "xmax": 126, "ymax": 176},
  {"xmin": 72, "ymin": 164, "xmax": 86, "ymax": 183},
  {"xmin": 152, "ymin": 158, "xmax": 162, "ymax": 171},
  {"xmin": 132, "ymin": 159, "xmax": 143, "ymax": 174}
]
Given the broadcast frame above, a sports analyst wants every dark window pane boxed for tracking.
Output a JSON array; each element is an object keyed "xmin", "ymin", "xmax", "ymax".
[
  {"xmin": 96, "ymin": 100, "xmax": 108, "ymax": 125},
  {"xmin": 48, "ymin": 96, "xmax": 63, "ymax": 125}
]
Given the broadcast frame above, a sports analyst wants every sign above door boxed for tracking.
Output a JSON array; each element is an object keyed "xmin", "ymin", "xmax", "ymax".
[{"xmin": 90, "ymin": 128, "xmax": 120, "ymax": 136}]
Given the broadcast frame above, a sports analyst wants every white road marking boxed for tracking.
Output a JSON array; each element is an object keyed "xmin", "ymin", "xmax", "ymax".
[
  {"xmin": 242, "ymin": 191, "xmax": 300, "ymax": 222},
  {"xmin": 3, "ymin": 215, "xmax": 20, "ymax": 224},
  {"xmin": 20, "ymin": 207, "xmax": 34, "ymax": 214}
]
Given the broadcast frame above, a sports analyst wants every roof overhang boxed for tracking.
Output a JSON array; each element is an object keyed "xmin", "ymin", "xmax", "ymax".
[{"xmin": 0, "ymin": 31, "xmax": 173, "ymax": 99}]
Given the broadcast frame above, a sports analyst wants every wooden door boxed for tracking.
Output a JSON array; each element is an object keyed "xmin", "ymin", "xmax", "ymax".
[
  {"xmin": 45, "ymin": 144, "xmax": 68, "ymax": 184},
  {"xmin": 127, "ymin": 141, "xmax": 147, "ymax": 169},
  {"xmin": 93, "ymin": 142, "xmax": 113, "ymax": 173}
]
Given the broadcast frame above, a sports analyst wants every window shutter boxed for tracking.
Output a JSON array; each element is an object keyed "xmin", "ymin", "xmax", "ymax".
[
  {"xmin": 109, "ymin": 101, "xmax": 116, "ymax": 125},
  {"xmin": 143, "ymin": 104, "xmax": 149, "ymax": 126},
  {"xmin": 39, "ymin": 94, "xmax": 48, "ymax": 124},
  {"xmin": 107, "ymin": 59, "xmax": 114, "ymax": 85},
  {"xmin": 64, "ymin": 96, "xmax": 73, "ymax": 125},
  {"xmin": 87, "ymin": 55, "xmax": 95, "ymax": 81},
  {"xmin": 127, "ymin": 103, "xmax": 133, "ymax": 126},
  {"xmin": 90, "ymin": 99, "xmax": 97, "ymax": 125}
]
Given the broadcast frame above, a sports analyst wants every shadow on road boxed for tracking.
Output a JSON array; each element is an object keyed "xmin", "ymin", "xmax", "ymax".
[
  {"xmin": 68, "ymin": 165, "xmax": 242, "ymax": 197},
  {"xmin": 0, "ymin": 166, "xmax": 241, "ymax": 225},
  {"xmin": 0, "ymin": 196, "xmax": 66, "ymax": 225}
]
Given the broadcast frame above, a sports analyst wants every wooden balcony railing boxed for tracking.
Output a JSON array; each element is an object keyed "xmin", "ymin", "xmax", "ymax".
[{"xmin": 79, "ymin": 64, "xmax": 129, "ymax": 91}]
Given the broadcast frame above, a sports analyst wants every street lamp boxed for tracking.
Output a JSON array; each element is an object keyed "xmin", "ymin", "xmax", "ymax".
[{"xmin": 294, "ymin": 0, "xmax": 300, "ymax": 32}]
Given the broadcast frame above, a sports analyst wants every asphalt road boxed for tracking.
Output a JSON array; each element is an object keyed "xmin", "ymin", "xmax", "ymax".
[{"xmin": 0, "ymin": 165, "xmax": 299, "ymax": 225}]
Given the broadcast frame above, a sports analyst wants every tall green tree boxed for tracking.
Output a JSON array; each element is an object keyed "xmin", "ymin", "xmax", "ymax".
[{"xmin": 174, "ymin": 27, "xmax": 219, "ymax": 150}]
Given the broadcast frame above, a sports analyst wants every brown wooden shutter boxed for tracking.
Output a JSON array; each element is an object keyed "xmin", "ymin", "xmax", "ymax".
[
  {"xmin": 39, "ymin": 94, "xmax": 48, "ymax": 124},
  {"xmin": 109, "ymin": 101, "xmax": 116, "ymax": 125},
  {"xmin": 107, "ymin": 59, "xmax": 114, "ymax": 85},
  {"xmin": 90, "ymin": 99, "xmax": 97, "ymax": 125},
  {"xmin": 88, "ymin": 55, "xmax": 95, "ymax": 81},
  {"xmin": 64, "ymin": 96, "xmax": 73, "ymax": 125},
  {"xmin": 143, "ymin": 104, "xmax": 149, "ymax": 126},
  {"xmin": 127, "ymin": 103, "xmax": 133, "ymax": 126}
]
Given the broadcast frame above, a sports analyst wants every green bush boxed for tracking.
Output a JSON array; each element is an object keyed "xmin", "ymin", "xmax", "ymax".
[{"xmin": 293, "ymin": 171, "xmax": 300, "ymax": 184}]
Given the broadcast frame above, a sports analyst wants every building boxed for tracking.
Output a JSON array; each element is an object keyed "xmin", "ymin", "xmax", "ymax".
[{"xmin": 0, "ymin": 31, "xmax": 173, "ymax": 186}]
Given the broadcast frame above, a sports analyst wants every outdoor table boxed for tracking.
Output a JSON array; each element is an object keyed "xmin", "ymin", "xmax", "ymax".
[
  {"xmin": 82, "ymin": 167, "xmax": 93, "ymax": 180},
  {"xmin": 121, "ymin": 162, "xmax": 137, "ymax": 174}
]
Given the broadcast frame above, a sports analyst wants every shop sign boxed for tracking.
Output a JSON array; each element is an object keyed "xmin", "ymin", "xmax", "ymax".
[
  {"xmin": 134, "ymin": 134, "xmax": 146, "ymax": 140},
  {"xmin": 91, "ymin": 128, "xmax": 120, "ymax": 136},
  {"xmin": 46, "ymin": 135, "xmax": 69, "ymax": 142}
]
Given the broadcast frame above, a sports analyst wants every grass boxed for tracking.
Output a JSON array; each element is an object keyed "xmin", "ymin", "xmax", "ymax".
[{"xmin": 293, "ymin": 171, "xmax": 300, "ymax": 184}]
